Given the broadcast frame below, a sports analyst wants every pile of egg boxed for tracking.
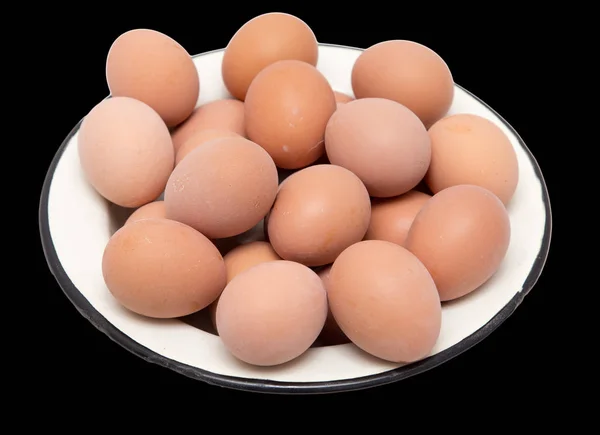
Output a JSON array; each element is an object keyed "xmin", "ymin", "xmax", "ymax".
[{"xmin": 78, "ymin": 12, "xmax": 519, "ymax": 367}]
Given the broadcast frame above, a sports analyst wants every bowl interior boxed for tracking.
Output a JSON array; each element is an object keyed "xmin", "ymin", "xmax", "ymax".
[{"xmin": 44, "ymin": 44, "xmax": 548, "ymax": 386}]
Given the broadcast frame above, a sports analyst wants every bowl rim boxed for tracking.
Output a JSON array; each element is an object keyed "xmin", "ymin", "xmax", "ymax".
[{"xmin": 39, "ymin": 42, "xmax": 553, "ymax": 395}]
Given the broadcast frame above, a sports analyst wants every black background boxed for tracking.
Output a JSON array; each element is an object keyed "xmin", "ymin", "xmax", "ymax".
[{"xmin": 35, "ymin": 5, "xmax": 558, "ymax": 404}]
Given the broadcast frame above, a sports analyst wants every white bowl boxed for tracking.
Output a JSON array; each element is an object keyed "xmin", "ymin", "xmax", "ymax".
[{"xmin": 39, "ymin": 43, "xmax": 552, "ymax": 394}]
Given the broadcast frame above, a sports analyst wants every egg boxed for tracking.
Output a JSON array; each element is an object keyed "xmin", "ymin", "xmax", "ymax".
[
  {"xmin": 245, "ymin": 60, "xmax": 337, "ymax": 169},
  {"xmin": 364, "ymin": 190, "xmax": 431, "ymax": 246},
  {"xmin": 102, "ymin": 218, "xmax": 226, "ymax": 318},
  {"xmin": 164, "ymin": 136, "xmax": 278, "ymax": 239},
  {"xmin": 78, "ymin": 97, "xmax": 174, "ymax": 208},
  {"xmin": 175, "ymin": 129, "xmax": 240, "ymax": 165},
  {"xmin": 328, "ymin": 240, "xmax": 442, "ymax": 363},
  {"xmin": 125, "ymin": 201, "xmax": 167, "ymax": 225},
  {"xmin": 171, "ymin": 99, "xmax": 246, "ymax": 152},
  {"xmin": 106, "ymin": 29, "xmax": 199, "ymax": 128},
  {"xmin": 222, "ymin": 12, "xmax": 318, "ymax": 101},
  {"xmin": 426, "ymin": 114, "xmax": 519, "ymax": 205},
  {"xmin": 325, "ymin": 98, "xmax": 431, "ymax": 197},
  {"xmin": 405, "ymin": 184, "xmax": 511, "ymax": 301},
  {"xmin": 216, "ymin": 260, "xmax": 327, "ymax": 366},
  {"xmin": 351, "ymin": 40, "xmax": 454, "ymax": 128},
  {"xmin": 209, "ymin": 241, "xmax": 282, "ymax": 330},
  {"xmin": 223, "ymin": 241, "xmax": 282, "ymax": 283},
  {"xmin": 267, "ymin": 164, "xmax": 371, "ymax": 267},
  {"xmin": 316, "ymin": 266, "xmax": 349, "ymax": 346},
  {"xmin": 334, "ymin": 91, "xmax": 354, "ymax": 104}
]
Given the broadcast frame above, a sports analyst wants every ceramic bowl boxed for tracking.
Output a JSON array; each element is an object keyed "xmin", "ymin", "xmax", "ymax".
[{"xmin": 39, "ymin": 43, "xmax": 552, "ymax": 394}]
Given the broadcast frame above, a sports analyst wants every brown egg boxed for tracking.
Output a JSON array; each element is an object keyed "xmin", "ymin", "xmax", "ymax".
[
  {"xmin": 328, "ymin": 240, "xmax": 442, "ymax": 363},
  {"xmin": 102, "ymin": 218, "xmax": 226, "ymax": 318},
  {"xmin": 171, "ymin": 99, "xmax": 245, "ymax": 152},
  {"xmin": 426, "ymin": 114, "xmax": 519, "ymax": 205},
  {"xmin": 78, "ymin": 97, "xmax": 174, "ymax": 208},
  {"xmin": 164, "ymin": 136, "xmax": 278, "ymax": 239},
  {"xmin": 106, "ymin": 29, "xmax": 199, "ymax": 128},
  {"xmin": 209, "ymin": 241, "xmax": 282, "ymax": 330},
  {"xmin": 317, "ymin": 266, "xmax": 350, "ymax": 346},
  {"xmin": 268, "ymin": 164, "xmax": 371, "ymax": 267},
  {"xmin": 364, "ymin": 190, "xmax": 431, "ymax": 246},
  {"xmin": 325, "ymin": 98, "xmax": 431, "ymax": 197},
  {"xmin": 216, "ymin": 260, "xmax": 327, "ymax": 366},
  {"xmin": 334, "ymin": 91, "xmax": 354, "ymax": 104},
  {"xmin": 222, "ymin": 12, "xmax": 318, "ymax": 101},
  {"xmin": 351, "ymin": 40, "xmax": 453, "ymax": 128},
  {"xmin": 245, "ymin": 60, "xmax": 336, "ymax": 169},
  {"xmin": 125, "ymin": 201, "xmax": 167, "ymax": 225},
  {"xmin": 223, "ymin": 241, "xmax": 282, "ymax": 283},
  {"xmin": 175, "ymin": 129, "xmax": 240, "ymax": 165},
  {"xmin": 405, "ymin": 184, "xmax": 511, "ymax": 301}
]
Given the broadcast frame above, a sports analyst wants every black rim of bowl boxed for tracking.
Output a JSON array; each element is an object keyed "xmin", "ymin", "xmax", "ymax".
[{"xmin": 38, "ymin": 43, "xmax": 553, "ymax": 395}]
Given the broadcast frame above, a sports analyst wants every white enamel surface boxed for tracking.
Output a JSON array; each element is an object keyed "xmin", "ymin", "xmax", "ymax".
[{"xmin": 47, "ymin": 44, "xmax": 547, "ymax": 383}]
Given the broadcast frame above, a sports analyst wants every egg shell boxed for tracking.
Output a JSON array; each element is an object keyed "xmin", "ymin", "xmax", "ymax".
[
  {"xmin": 164, "ymin": 136, "xmax": 278, "ymax": 239},
  {"xmin": 364, "ymin": 190, "xmax": 431, "ymax": 246},
  {"xmin": 175, "ymin": 129, "xmax": 240, "ymax": 165},
  {"xmin": 222, "ymin": 12, "xmax": 318, "ymax": 101},
  {"xmin": 325, "ymin": 98, "xmax": 431, "ymax": 197},
  {"xmin": 216, "ymin": 260, "xmax": 327, "ymax": 366},
  {"xmin": 106, "ymin": 29, "xmax": 199, "ymax": 128},
  {"xmin": 405, "ymin": 184, "xmax": 511, "ymax": 301},
  {"xmin": 78, "ymin": 97, "xmax": 174, "ymax": 208},
  {"xmin": 102, "ymin": 218, "xmax": 226, "ymax": 318},
  {"xmin": 223, "ymin": 241, "xmax": 282, "ymax": 283},
  {"xmin": 328, "ymin": 240, "xmax": 442, "ymax": 363},
  {"xmin": 316, "ymin": 265, "xmax": 349, "ymax": 346},
  {"xmin": 125, "ymin": 201, "xmax": 167, "ymax": 225},
  {"xmin": 351, "ymin": 40, "xmax": 454, "ymax": 128},
  {"xmin": 171, "ymin": 99, "xmax": 246, "ymax": 152},
  {"xmin": 209, "ymin": 241, "xmax": 282, "ymax": 330},
  {"xmin": 426, "ymin": 113, "xmax": 519, "ymax": 205},
  {"xmin": 245, "ymin": 60, "xmax": 337, "ymax": 169},
  {"xmin": 333, "ymin": 91, "xmax": 354, "ymax": 104},
  {"xmin": 267, "ymin": 164, "xmax": 371, "ymax": 267}
]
